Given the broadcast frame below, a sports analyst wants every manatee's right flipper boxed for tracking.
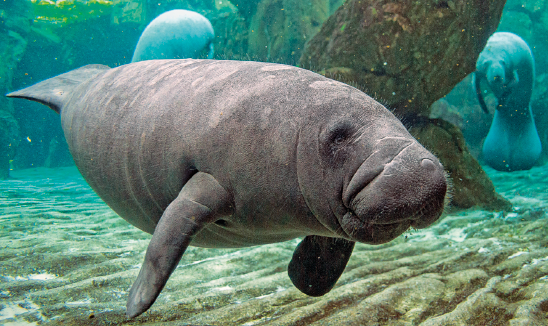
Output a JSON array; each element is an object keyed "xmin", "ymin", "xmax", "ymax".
[
  {"xmin": 126, "ymin": 172, "xmax": 233, "ymax": 318},
  {"xmin": 474, "ymin": 72, "xmax": 490, "ymax": 114},
  {"xmin": 288, "ymin": 236, "xmax": 355, "ymax": 296},
  {"xmin": 6, "ymin": 64, "xmax": 109, "ymax": 113}
]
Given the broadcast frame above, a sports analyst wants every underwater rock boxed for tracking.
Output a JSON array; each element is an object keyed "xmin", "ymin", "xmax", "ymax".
[
  {"xmin": 247, "ymin": 0, "xmax": 329, "ymax": 63},
  {"xmin": 299, "ymin": 0, "xmax": 506, "ymax": 117},
  {"xmin": 225, "ymin": 0, "xmax": 334, "ymax": 62},
  {"xmin": 229, "ymin": 0, "xmax": 262, "ymax": 23},
  {"xmin": 410, "ymin": 118, "xmax": 511, "ymax": 211},
  {"xmin": 111, "ymin": 0, "xmax": 145, "ymax": 25}
]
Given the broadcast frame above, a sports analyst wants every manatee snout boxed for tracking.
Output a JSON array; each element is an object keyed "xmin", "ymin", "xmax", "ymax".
[
  {"xmin": 484, "ymin": 61, "xmax": 508, "ymax": 97},
  {"xmin": 342, "ymin": 140, "xmax": 447, "ymax": 244}
]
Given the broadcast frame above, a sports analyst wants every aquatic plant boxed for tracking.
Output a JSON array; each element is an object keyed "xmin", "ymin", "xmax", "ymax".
[{"xmin": 31, "ymin": 0, "xmax": 114, "ymax": 25}]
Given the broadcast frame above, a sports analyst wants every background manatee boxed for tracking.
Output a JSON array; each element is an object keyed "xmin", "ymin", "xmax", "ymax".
[
  {"xmin": 132, "ymin": 10, "xmax": 214, "ymax": 62},
  {"xmin": 474, "ymin": 32, "xmax": 541, "ymax": 171},
  {"xmin": 7, "ymin": 59, "xmax": 448, "ymax": 318}
]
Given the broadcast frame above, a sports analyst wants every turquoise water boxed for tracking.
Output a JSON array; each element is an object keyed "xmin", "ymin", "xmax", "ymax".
[{"xmin": 2, "ymin": 0, "xmax": 548, "ymax": 325}]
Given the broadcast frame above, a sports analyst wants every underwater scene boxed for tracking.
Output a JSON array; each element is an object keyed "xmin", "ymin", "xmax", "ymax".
[{"xmin": 1, "ymin": 0, "xmax": 547, "ymax": 325}]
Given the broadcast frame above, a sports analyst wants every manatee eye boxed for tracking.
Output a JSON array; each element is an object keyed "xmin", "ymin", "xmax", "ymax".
[
  {"xmin": 332, "ymin": 131, "xmax": 348, "ymax": 146},
  {"xmin": 328, "ymin": 124, "xmax": 352, "ymax": 147},
  {"xmin": 321, "ymin": 121, "xmax": 355, "ymax": 166}
]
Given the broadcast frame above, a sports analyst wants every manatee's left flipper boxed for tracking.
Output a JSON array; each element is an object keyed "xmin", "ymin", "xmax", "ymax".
[
  {"xmin": 509, "ymin": 69, "xmax": 520, "ymax": 87},
  {"xmin": 288, "ymin": 236, "xmax": 355, "ymax": 296},
  {"xmin": 474, "ymin": 72, "xmax": 490, "ymax": 115},
  {"xmin": 126, "ymin": 172, "xmax": 233, "ymax": 318},
  {"xmin": 207, "ymin": 43, "xmax": 214, "ymax": 59}
]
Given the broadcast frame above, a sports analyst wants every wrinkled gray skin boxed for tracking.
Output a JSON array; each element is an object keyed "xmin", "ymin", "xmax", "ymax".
[
  {"xmin": 7, "ymin": 59, "xmax": 447, "ymax": 318},
  {"xmin": 132, "ymin": 10, "xmax": 214, "ymax": 62}
]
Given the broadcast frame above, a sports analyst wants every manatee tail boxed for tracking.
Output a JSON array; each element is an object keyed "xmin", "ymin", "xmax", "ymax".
[
  {"xmin": 6, "ymin": 64, "xmax": 110, "ymax": 114},
  {"xmin": 473, "ymin": 72, "xmax": 490, "ymax": 115}
]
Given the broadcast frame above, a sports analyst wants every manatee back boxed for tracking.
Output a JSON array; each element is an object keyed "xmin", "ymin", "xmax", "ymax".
[
  {"xmin": 54, "ymin": 59, "xmax": 368, "ymax": 239},
  {"xmin": 46, "ymin": 60, "xmax": 327, "ymax": 236},
  {"xmin": 488, "ymin": 32, "xmax": 533, "ymax": 65}
]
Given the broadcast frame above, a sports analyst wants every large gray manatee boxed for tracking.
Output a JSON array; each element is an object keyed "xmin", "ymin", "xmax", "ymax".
[
  {"xmin": 131, "ymin": 10, "xmax": 214, "ymax": 62},
  {"xmin": 7, "ymin": 59, "xmax": 448, "ymax": 318},
  {"xmin": 474, "ymin": 32, "xmax": 541, "ymax": 171}
]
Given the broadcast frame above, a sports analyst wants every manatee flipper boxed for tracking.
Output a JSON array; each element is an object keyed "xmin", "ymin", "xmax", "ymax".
[
  {"xmin": 509, "ymin": 69, "xmax": 519, "ymax": 87},
  {"xmin": 6, "ymin": 64, "xmax": 109, "ymax": 113},
  {"xmin": 126, "ymin": 172, "xmax": 233, "ymax": 318},
  {"xmin": 497, "ymin": 71, "xmax": 519, "ymax": 108},
  {"xmin": 207, "ymin": 43, "xmax": 214, "ymax": 59},
  {"xmin": 288, "ymin": 236, "xmax": 355, "ymax": 296},
  {"xmin": 474, "ymin": 72, "xmax": 490, "ymax": 115}
]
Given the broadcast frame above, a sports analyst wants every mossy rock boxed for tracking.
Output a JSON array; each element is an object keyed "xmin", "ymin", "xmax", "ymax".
[
  {"xmin": 410, "ymin": 118, "xmax": 512, "ymax": 211},
  {"xmin": 300, "ymin": 0, "xmax": 506, "ymax": 117}
]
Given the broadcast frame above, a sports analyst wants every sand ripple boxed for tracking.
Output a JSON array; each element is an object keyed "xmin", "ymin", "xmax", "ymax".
[{"xmin": 1, "ymin": 166, "xmax": 548, "ymax": 325}]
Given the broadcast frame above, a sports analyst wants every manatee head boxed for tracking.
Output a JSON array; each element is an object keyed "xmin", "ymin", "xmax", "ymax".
[
  {"xmin": 476, "ymin": 40, "xmax": 514, "ymax": 99},
  {"xmin": 483, "ymin": 59, "xmax": 509, "ymax": 98},
  {"xmin": 297, "ymin": 88, "xmax": 447, "ymax": 245}
]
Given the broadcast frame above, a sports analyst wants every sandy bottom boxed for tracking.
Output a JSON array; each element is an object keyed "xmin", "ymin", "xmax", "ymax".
[{"xmin": 1, "ymin": 165, "xmax": 547, "ymax": 325}]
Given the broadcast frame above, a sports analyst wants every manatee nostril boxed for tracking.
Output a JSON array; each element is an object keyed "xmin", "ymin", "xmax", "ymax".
[{"xmin": 420, "ymin": 158, "xmax": 436, "ymax": 171}]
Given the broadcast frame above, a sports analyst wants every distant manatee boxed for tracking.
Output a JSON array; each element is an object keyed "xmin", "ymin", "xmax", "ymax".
[
  {"xmin": 474, "ymin": 32, "xmax": 541, "ymax": 171},
  {"xmin": 132, "ymin": 9, "xmax": 214, "ymax": 62}
]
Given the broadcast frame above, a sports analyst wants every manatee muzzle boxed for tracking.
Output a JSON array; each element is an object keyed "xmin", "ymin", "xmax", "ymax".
[{"xmin": 341, "ymin": 140, "xmax": 447, "ymax": 244}]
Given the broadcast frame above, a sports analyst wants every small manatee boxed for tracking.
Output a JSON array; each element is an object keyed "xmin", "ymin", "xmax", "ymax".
[
  {"xmin": 132, "ymin": 9, "xmax": 214, "ymax": 62},
  {"xmin": 474, "ymin": 32, "xmax": 541, "ymax": 171}
]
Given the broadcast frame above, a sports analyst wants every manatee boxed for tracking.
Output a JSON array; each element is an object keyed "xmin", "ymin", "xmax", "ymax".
[
  {"xmin": 7, "ymin": 59, "xmax": 448, "ymax": 318},
  {"xmin": 474, "ymin": 32, "xmax": 541, "ymax": 171},
  {"xmin": 131, "ymin": 9, "xmax": 214, "ymax": 62}
]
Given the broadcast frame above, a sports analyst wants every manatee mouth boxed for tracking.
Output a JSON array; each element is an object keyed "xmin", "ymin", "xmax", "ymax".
[
  {"xmin": 340, "ymin": 143, "xmax": 447, "ymax": 244},
  {"xmin": 340, "ymin": 197, "xmax": 442, "ymax": 245},
  {"xmin": 339, "ymin": 210, "xmax": 413, "ymax": 245}
]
